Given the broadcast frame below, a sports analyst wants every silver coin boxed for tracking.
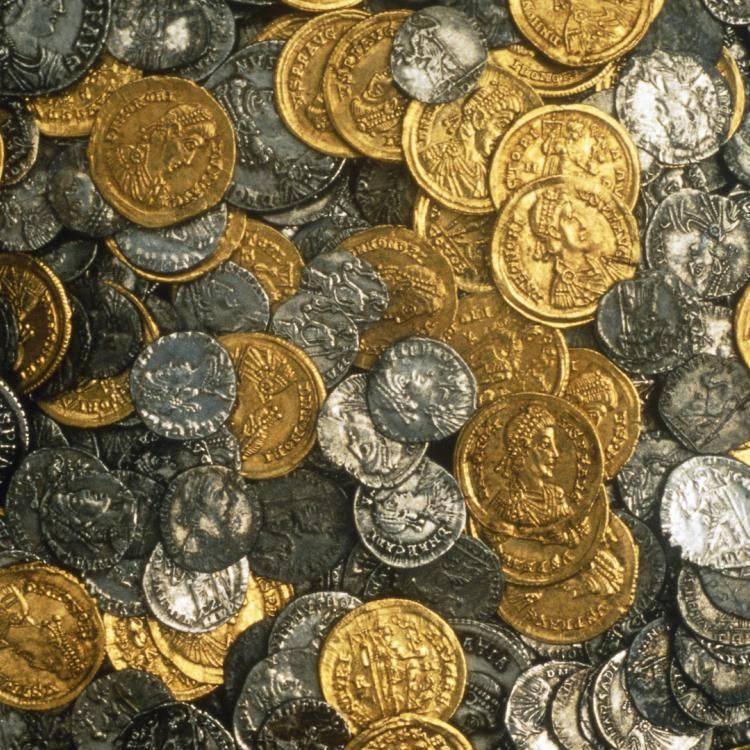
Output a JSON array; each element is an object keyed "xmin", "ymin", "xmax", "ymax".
[
  {"xmin": 724, "ymin": 110, "xmax": 750, "ymax": 185},
  {"xmin": 391, "ymin": 6, "xmax": 487, "ymax": 104},
  {"xmin": 142, "ymin": 542, "xmax": 248, "ymax": 632},
  {"xmin": 354, "ymin": 162, "xmax": 417, "ymax": 227},
  {"xmin": 645, "ymin": 189, "xmax": 750, "ymax": 299},
  {"xmin": 0, "ymin": 377, "xmax": 28, "ymax": 495},
  {"xmin": 268, "ymin": 591, "xmax": 361, "ymax": 655},
  {"xmin": 174, "ymin": 261, "xmax": 270, "ymax": 336},
  {"xmin": 704, "ymin": 0, "xmax": 750, "ymax": 24},
  {"xmin": 317, "ymin": 374, "xmax": 426, "ymax": 489},
  {"xmin": 354, "ymin": 458, "xmax": 466, "ymax": 568},
  {"xmin": 551, "ymin": 669, "xmax": 604, "ymax": 750},
  {"xmin": 270, "ymin": 293, "xmax": 359, "ymax": 387},
  {"xmin": 257, "ymin": 698, "xmax": 351, "ymax": 750},
  {"xmin": 367, "ymin": 336, "xmax": 477, "ymax": 443},
  {"xmin": 84, "ymin": 556, "xmax": 148, "ymax": 617},
  {"xmin": 690, "ymin": 300, "xmax": 734, "ymax": 359},
  {"xmin": 0, "ymin": 100, "xmax": 40, "ymax": 187},
  {"xmin": 615, "ymin": 51, "xmax": 731, "ymax": 166},
  {"xmin": 698, "ymin": 566, "xmax": 750, "ymax": 620},
  {"xmin": 130, "ymin": 332, "xmax": 237, "ymax": 440}
]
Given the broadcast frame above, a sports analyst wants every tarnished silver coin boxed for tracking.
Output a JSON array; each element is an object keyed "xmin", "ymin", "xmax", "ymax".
[
  {"xmin": 174, "ymin": 261, "xmax": 270, "ymax": 336},
  {"xmin": 0, "ymin": 377, "xmax": 28, "ymax": 495},
  {"xmin": 71, "ymin": 669, "xmax": 172, "ymax": 750},
  {"xmin": 114, "ymin": 469, "xmax": 164, "ymax": 559},
  {"xmin": 160, "ymin": 465, "xmax": 258, "ymax": 573},
  {"xmin": 268, "ymin": 591, "xmax": 361, "ymax": 655},
  {"xmin": 698, "ymin": 566, "xmax": 750, "ymax": 620},
  {"xmin": 690, "ymin": 300, "xmax": 734, "ymax": 359},
  {"xmin": 0, "ymin": 296, "xmax": 18, "ymax": 375},
  {"xmin": 661, "ymin": 456, "xmax": 750, "ymax": 569},
  {"xmin": 317, "ymin": 374, "xmax": 427, "ymax": 489},
  {"xmin": 704, "ymin": 0, "xmax": 750, "ymax": 24},
  {"xmin": 616, "ymin": 51, "xmax": 731, "ymax": 166},
  {"xmin": 130, "ymin": 332, "xmax": 237, "ymax": 440},
  {"xmin": 257, "ymin": 698, "xmax": 351, "ymax": 750},
  {"xmin": 270, "ymin": 293, "xmax": 359, "ymax": 387},
  {"xmin": 143, "ymin": 542, "xmax": 249, "ymax": 632},
  {"xmin": 354, "ymin": 458, "xmax": 466, "ymax": 568},
  {"xmin": 224, "ymin": 617, "xmax": 275, "ymax": 707},
  {"xmin": 0, "ymin": 100, "xmax": 39, "ymax": 187},
  {"xmin": 367, "ymin": 337, "xmax": 477, "ymax": 443},
  {"xmin": 724, "ymin": 109, "xmax": 750, "ymax": 185},
  {"xmin": 390, "ymin": 6, "xmax": 487, "ymax": 104},
  {"xmin": 341, "ymin": 542, "xmax": 381, "ymax": 598},
  {"xmin": 35, "ymin": 235, "xmax": 96, "ymax": 281},
  {"xmin": 299, "ymin": 250, "xmax": 388, "ymax": 330},
  {"xmin": 354, "ymin": 162, "xmax": 417, "ymax": 227},
  {"xmin": 658, "ymin": 354, "xmax": 750, "ymax": 454},
  {"xmin": 551, "ymin": 669, "xmax": 604, "ymax": 750},
  {"xmin": 84, "ymin": 556, "xmax": 148, "ymax": 617}
]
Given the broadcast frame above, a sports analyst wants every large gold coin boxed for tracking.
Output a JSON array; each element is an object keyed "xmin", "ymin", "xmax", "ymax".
[
  {"xmin": 104, "ymin": 614, "xmax": 214, "ymax": 701},
  {"xmin": 219, "ymin": 332, "xmax": 326, "ymax": 479},
  {"xmin": 88, "ymin": 76, "xmax": 235, "ymax": 228},
  {"xmin": 277, "ymin": 11, "xmax": 368, "ymax": 158},
  {"xmin": 0, "ymin": 253, "xmax": 71, "ymax": 394},
  {"xmin": 319, "ymin": 599, "xmax": 466, "ymax": 732},
  {"xmin": 338, "ymin": 226, "xmax": 458, "ymax": 368},
  {"xmin": 403, "ymin": 62, "xmax": 541, "ymax": 214},
  {"xmin": 255, "ymin": 13, "xmax": 311, "ymax": 42},
  {"xmin": 718, "ymin": 47, "xmax": 746, "ymax": 142},
  {"xmin": 229, "ymin": 218, "xmax": 304, "ymax": 310},
  {"xmin": 491, "ymin": 175, "xmax": 640, "ymax": 327},
  {"xmin": 498, "ymin": 512, "xmax": 638, "ymax": 643},
  {"xmin": 0, "ymin": 563, "xmax": 105, "ymax": 710},
  {"xmin": 443, "ymin": 291, "xmax": 569, "ymax": 406},
  {"xmin": 489, "ymin": 104, "xmax": 640, "ymax": 210},
  {"xmin": 565, "ymin": 348, "xmax": 640, "ymax": 479},
  {"xmin": 323, "ymin": 11, "xmax": 411, "ymax": 162},
  {"xmin": 345, "ymin": 715, "xmax": 472, "ymax": 750},
  {"xmin": 26, "ymin": 54, "xmax": 143, "ymax": 138},
  {"xmin": 283, "ymin": 0, "xmax": 362, "ymax": 11},
  {"xmin": 508, "ymin": 0, "xmax": 653, "ymax": 67},
  {"xmin": 455, "ymin": 392, "xmax": 603, "ymax": 536},
  {"xmin": 36, "ymin": 282, "xmax": 159, "ymax": 427}
]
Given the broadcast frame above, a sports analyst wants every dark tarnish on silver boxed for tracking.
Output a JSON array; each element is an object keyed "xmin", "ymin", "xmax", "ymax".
[
  {"xmin": 354, "ymin": 161, "xmax": 418, "ymax": 227},
  {"xmin": 0, "ymin": 100, "xmax": 40, "ymax": 186},
  {"xmin": 257, "ymin": 698, "xmax": 351, "ymax": 750},
  {"xmin": 0, "ymin": 377, "xmax": 28, "ymax": 495}
]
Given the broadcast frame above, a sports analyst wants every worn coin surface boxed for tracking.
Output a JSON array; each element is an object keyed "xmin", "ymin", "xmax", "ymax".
[
  {"xmin": 258, "ymin": 698, "xmax": 350, "ymax": 750},
  {"xmin": 698, "ymin": 566, "xmax": 750, "ymax": 620},
  {"xmin": 346, "ymin": 714, "xmax": 473, "ymax": 749},
  {"xmin": 0, "ymin": 378, "xmax": 28, "ymax": 495},
  {"xmin": 0, "ymin": 100, "xmax": 39, "ymax": 186}
]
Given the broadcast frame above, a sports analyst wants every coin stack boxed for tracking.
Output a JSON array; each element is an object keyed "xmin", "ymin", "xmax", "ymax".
[{"xmin": 1, "ymin": 0, "xmax": 750, "ymax": 748}]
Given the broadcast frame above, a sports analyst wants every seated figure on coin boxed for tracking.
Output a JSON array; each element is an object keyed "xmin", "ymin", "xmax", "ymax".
[{"xmin": 494, "ymin": 405, "xmax": 571, "ymax": 527}]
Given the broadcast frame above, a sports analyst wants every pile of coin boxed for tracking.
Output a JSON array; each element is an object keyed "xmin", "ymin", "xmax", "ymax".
[{"xmin": 2, "ymin": 0, "xmax": 750, "ymax": 748}]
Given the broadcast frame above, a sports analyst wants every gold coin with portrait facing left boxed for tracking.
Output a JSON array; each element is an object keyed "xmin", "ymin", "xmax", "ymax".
[
  {"xmin": 0, "ymin": 563, "xmax": 105, "ymax": 710},
  {"xmin": 498, "ymin": 512, "xmax": 638, "ymax": 643},
  {"xmin": 454, "ymin": 392, "xmax": 604, "ymax": 537},
  {"xmin": 345, "ymin": 714, "xmax": 472, "ymax": 750},
  {"xmin": 88, "ymin": 76, "xmax": 236, "ymax": 228},
  {"xmin": 491, "ymin": 175, "xmax": 640, "ymax": 327},
  {"xmin": 319, "ymin": 599, "xmax": 466, "ymax": 732},
  {"xmin": 402, "ymin": 62, "xmax": 542, "ymax": 215}
]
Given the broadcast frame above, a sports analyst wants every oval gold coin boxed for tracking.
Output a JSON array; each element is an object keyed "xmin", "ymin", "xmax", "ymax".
[
  {"xmin": 565, "ymin": 348, "xmax": 640, "ymax": 479},
  {"xmin": 455, "ymin": 392, "xmax": 604, "ymax": 536},
  {"xmin": 498, "ymin": 512, "xmax": 638, "ymax": 643},
  {"xmin": 442, "ymin": 290, "xmax": 569, "ymax": 406},
  {"xmin": 718, "ymin": 47, "xmax": 746, "ymax": 143},
  {"xmin": 323, "ymin": 11, "xmax": 411, "ymax": 162},
  {"xmin": 491, "ymin": 175, "xmax": 640, "ymax": 327},
  {"xmin": 0, "ymin": 253, "xmax": 71, "ymax": 394},
  {"xmin": 337, "ymin": 225, "xmax": 458, "ymax": 368},
  {"xmin": 320, "ymin": 599, "xmax": 466, "ymax": 732},
  {"xmin": 345, "ymin": 714, "xmax": 472, "ymax": 750},
  {"xmin": 489, "ymin": 104, "xmax": 640, "ymax": 210},
  {"xmin": 282, "ymin": 0, "xmax": 362, "ymax": 11},
  {"xmin": 26, "ymin": 53, "xmax": 143, "ymax": 138},
  {"xmin": 0, "ymin": 563, "xmax": 105, "ymax": 710},
  {"xmin": 403, "ymin": 62, "xmax": 542, "ymax": 214},
  {"xmin": 219, "ymin": 332, "xmax": 326, "ymax": 479},
  {"xmin": 276, "ymin": 10, "xmax": 368, "ymax": 158},
  {"xmin": 255, "ymin": 13, "xmax": 311, "ymax": 42},
  {"xmin": 88, "ymin": 76, "xmax": 235, "ymax": 228},
  {"xmin": 508, "ymin": 0, "xmax": 653, "ymax": 67}
]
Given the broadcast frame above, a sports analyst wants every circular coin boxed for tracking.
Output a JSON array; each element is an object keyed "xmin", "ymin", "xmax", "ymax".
[
  {"xmin": 258, "ymin": 698, "xmax": 351, "ymax": 750},
  {"xmin": 345, "ymin": 714, "xmax": 472, "ymax": 749}
]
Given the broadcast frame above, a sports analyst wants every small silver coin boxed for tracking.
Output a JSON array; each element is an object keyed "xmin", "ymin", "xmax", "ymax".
[
  {"xmin": 551, "ymin": 669, "xmax": 604, "ymax": 750},
  {"xmin": 698, "ymin": 566, "xmax": 750, "ymax": 620}
]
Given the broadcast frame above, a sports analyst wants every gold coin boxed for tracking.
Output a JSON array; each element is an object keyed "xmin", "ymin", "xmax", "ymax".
[
  {"xmin": 36, "ymin": 282, "xmax": 159, "ymax": 427},
  {"xmin": 0, "ymin": 253, "xmax": 71, "ymax": 394},
  {"xmin": 736, "ymin": 282, "xmax": 750, "ymax": 373},
  {"xmin": 412, "ymin": 192, "xmax": 495, "ymax": 293},
  {"xmin": 255, "ymin": 13, "xmax": 311, "ymax": 41},
  {"xmin": 323, "ymin": 11, "xmax": 411, "ymax": 162},
  {"xmin": 565, "ymin": 348, "xmax": 640, "ymax": 479},
  {"xmin": 229, "ymin": 218, "xmax": 303, "ymax": 311},
  {"xmin": 105, "ymin": 206, "xmax": 247, "ymax": 284},
  {"xmin": 509, "ymin": 0, "xmax": 653, "ymax": 67},
  {"xmin": 256, "ymin": 575, "xmax": 296, "ymax": 617},
  {"xmin": 104, "ymin": 614, "xmax": 215, "ymax": 701},
  {"xmin": 470, "ymin": 488, "xmax": 609, "ymax": 586},
  {"xmin": 490, "ymin": 45, "xmax": 617, "ymax": 99},
  {"xmin": 718, "ymin": 47, "xmax": 746, "ymax": 142},
  {"xmin": 0, "ymin": 563, "xmax": 105, "ymax": 710},
  {"xmin": 319, "ymin": 599, "xmax": 466, "ymax": 732},
  {"xmin": 88, "ymin": 76, "xmax": 235, "ymax": 228},
  {"xmin": 455, "ymin": 392, "xmax": 604, "ymax": 535},
  {"xmin": 402, "ymin": 62, "xmax": 542, "ymax": 214},
  {"xmin": 219, "ymin": 332, "xmax": 326, "ymax": 479},
  {"xmin": 443, "ymin": 291, "xmax": 569, "ymax": 405},
  {"xmin": 26, "ymin": 53, "xmax": 143, "ymax": 138},
  {"xmin": 489, "ymin": 104, "xmax": 640, "ymax": 210},
  {"xmin": 276, "ymin": 10, "xmax": 368, "ymax": 158},
  {"xmin": 491, "ymin": 175, "xmax": 640, "ymax": 327},
  {"xmin": 337, "ymin": 225, "xmax": 458, "ymax": 368},
  {"xmin": 283, "ymin": 0, "xmax": 362, "ymax": 11},
  {"xmin": 730, "ymin": 440, "xmax": 750, "ymax": 467},
  {"xmin": 345, "ymin": 714, "xmax": 472, "ymax": 750},
  {"xmin": 498, "ymin": 512, "xmax": 638, "ymax": 643}
]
